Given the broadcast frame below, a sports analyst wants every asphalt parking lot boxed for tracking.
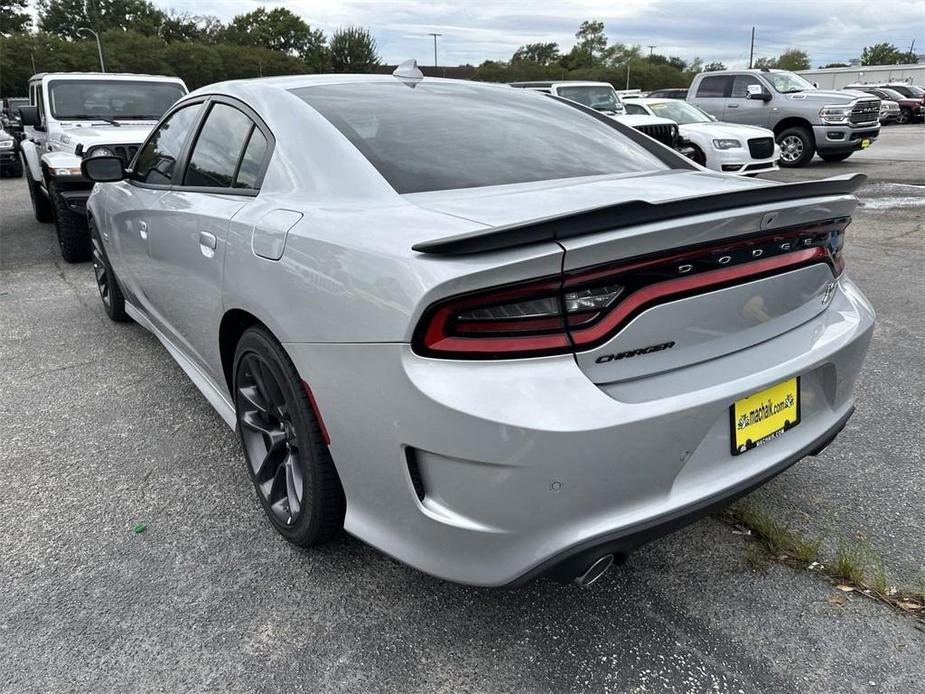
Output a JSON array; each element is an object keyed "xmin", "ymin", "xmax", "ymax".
[{"xmin": 1, "ymin": 125, "xmax": 923, "ymax": 693}]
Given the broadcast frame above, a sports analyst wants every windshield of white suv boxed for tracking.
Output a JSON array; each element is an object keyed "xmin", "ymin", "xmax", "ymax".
[
  {"xmin": 762, "ymin": 71, "xmax": 817, "ymax": 94},
  {"xmin": 648, "ymin": 100, "xmax": 712, "ymax": 124},
  {"xmin": 48, "ymin": 80, "xmax": 186, "ymax": 121},
  {"xmin": 555, "ymin": 86, "xmax": 624, "ymax": 112},
  {"xmin": 293, "ymin": 81, "xmax": 668, "ymax": 194}
]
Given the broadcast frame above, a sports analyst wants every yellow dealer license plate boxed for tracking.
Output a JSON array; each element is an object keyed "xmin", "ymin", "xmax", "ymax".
[
  {"xmin": 730, "ymin": 378, "xmax": 800, "ymax": 455},
  {"xmin": 861, "ymin": 138, "xmax": 871, "ymax": 149}
]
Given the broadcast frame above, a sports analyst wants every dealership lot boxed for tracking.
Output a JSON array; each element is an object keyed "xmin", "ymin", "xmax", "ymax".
[{"xmin": 1, "ymin": 125, "xmax": 923, "ymax": 692}]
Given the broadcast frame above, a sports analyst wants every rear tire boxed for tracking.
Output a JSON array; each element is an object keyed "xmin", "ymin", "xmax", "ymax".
[
  {"xmin": 897, "ymin": 108, "xmax": 911, "ymax": 125},
  {"xmin": 90, "ymin": 220, "xmax": 129, "ymax": 322},
  {"xmin": 818, "ymin": 152, "xmax": 853, "ymax": 163},
  {"xmin": 10, "ymin": 160, "xmax": 23, "ymax": 178},
  {"xmin": 233, "ymin": 327, "xmax": 345, "ymax": 546},
  {"xmin": 776, "ymin": 126, "xmax": 815, "ymax": 168},
  {"xmin": 27, "ymin": 172, "xmax": 53, "ymax": 223},
  {"xmin": 49, "ymin": 180, "xmax": 91, "ymax": 263}
]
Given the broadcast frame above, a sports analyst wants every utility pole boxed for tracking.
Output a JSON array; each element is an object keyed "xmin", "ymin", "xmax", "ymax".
[
  {"xmin": 749, "ymin": 27, "xmax": 755, "ymax": 69},
  {"xmin": 625, "ymin": 62, "xmax": 630, "ymax": 89},
  {"xmin": 647, "ymin": 45, "xmax": 656, "ymax": 60},
  {"xmin": 428, "ymin": 32, "xmax": 442, "ymax": 68},
  {"xmin": 77, "ymin": 27, "xmax": 106, "ymax": 73}
]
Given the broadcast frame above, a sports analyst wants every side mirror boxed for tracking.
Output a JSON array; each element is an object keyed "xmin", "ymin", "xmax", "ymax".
[
  {"xmin": 746, "ymin": 84, "xmax": 771, "ymax": 102},
  {"xmin": 81, "ymin": 155, "xmax": 127, "ymax": 182},
  {"xmin": 19, "ymin": 105, "xmax": 40, "ymax": 126}
]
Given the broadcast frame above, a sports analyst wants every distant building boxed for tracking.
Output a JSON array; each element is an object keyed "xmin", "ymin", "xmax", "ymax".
[{"xmin": 798, "ymin": 63, "xmax": 925, "ymax": 89}]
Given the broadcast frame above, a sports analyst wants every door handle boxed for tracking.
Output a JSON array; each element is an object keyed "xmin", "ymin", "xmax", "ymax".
[
  {"xmin": 199, "ymin": 231, "xmax": 217, "ymax": 258},
  {"xmin": 728, "ymin": 103, "xmax": 739, "ymax": 108},
  {"xmin": 139, "ymin": 221, "xmax": 148, "ymax": 240}
]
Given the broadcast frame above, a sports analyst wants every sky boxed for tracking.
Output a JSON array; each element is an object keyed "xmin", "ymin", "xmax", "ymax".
[{"xmin": 144, "ymin": 0, "xmax": 925, "ymax": 68}]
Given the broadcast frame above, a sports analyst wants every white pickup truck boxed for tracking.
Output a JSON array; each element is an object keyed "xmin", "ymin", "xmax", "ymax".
[{"xmin": 19, "ymin": 72, "xmax": 187, "ymax": 262}]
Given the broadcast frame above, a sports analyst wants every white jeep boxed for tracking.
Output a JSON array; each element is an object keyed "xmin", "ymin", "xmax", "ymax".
[
  {"xmin": 509, "ymin": 80, "xmax": 693, "ymax": 156},
  {"xmin": 19, "ymin": 72, "xmax": 187, "ymax": 262}
]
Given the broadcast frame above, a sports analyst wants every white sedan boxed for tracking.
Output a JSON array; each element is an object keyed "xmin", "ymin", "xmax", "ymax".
[{"xmin": 625, "ymin": 98, "xmax": 781, "ymax": 175}]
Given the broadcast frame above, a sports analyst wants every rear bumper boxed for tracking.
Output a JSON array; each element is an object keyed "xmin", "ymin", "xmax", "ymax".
[
  {"xmin": 285, "ymin": 277, "xmax": 875, "ymax": 586},
  {"xmin": 511, "ymin": 404, "xmax": 854, "ymax": 586}
]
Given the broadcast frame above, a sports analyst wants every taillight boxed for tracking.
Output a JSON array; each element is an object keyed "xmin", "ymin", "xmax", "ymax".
[{"xmin": 413, "ymin": 218, "xmax": 848, "ymax": 359}]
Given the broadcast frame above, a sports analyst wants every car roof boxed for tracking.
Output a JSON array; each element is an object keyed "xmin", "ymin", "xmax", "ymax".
[
  {"xmin": 30, "ymin": 72, "xmax": 185, "ymax": 82},
  {"xmin": 191, "ymin": 75, "xmax": 541, "ymax": 102}
]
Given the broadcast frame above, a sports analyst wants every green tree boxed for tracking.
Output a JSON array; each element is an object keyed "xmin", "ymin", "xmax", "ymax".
[
  {"xmin": 702, "ymin": 61, "xmax": 726, "ymax": 72},
  {"xmin": 1, "ymin": 0, "xmax": 31, "ymax": 34},
  {"xmin": 328, "ymin": 26, "xmax": 380, "ymax": 73},
  {"xmin": 512, "ymin": 42, "xmax": 560, "ymax": 66},
  {"xmin": 37, "ymin": 0, "xmax": 166, "ymax": 39},
  {"xmin": 775, "ymin": 48, "xmax": 810, "ymax": 71},
  {"xmin": 159, "ymin": 10, "xmax": 223, "ymax": 43},
  {"xmin": 752, "ymin": 56, "xmax": 777, "ymax": 69},
  {"xmin": 821, "ymin": 62, "xmax": 849, "ymax": 68},
  {"xmin": 861, "ymin": 42, "xmax": 906, "ymax": 65},
  {"xmin": 223, "ymin": 7, "xmax": 326, "ymax": 67},
  {"xmin": 574, "ymin": 19, "xmax": 607, "ymax": 66}
]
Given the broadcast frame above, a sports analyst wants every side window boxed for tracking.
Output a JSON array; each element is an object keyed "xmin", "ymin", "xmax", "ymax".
[
  {"xmin": 234, "ymin": 129, "xmax": 268, "ymax": 189},
  {"xmin": 730, "ymin": 75, "xmax": 763, "ymax": 99},
  {"xmin": 184, "ymin": 103, "xmax": 254, "ymax": 188},
  {"xmin": 624, "ymin": 102, "xmax": 648, "ymax": 115},
  {"xmin": 696, "ymin": 75, "xmax": 730, "ymax": 98},
  {"xmin": 132, "ymin": 103, "xmax": 202, "ymax": 185}
]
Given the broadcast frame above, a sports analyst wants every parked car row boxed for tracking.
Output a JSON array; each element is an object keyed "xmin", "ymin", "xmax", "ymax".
[
  {"xmin": 844, "ymin": 84, "xmax": 924, "ymax": 124},
  {"xmin": 8, "ymin": 64, "xmax": 876, "ymax": 588},
  {"xmin": 511, "ymin": 81, "xmax": 778, "ymax": 174}
]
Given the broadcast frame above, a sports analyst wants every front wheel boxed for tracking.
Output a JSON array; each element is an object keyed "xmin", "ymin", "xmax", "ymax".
[
  {"xmin": 689, "ymin": 144, "xmax": 707, "ymax": 168},
  {"xmin": 818, "ymin": 152, "xmax": 853, "ymax": 163},
  {"xmin": 27, "ymin": 172, "xmax": 53, "ymax": 223},
  {"xmin": 233, "ymin": 327, "xmax": 345, "ymax": 546},
  {"xmin": 90, "ymin": 220, "xmax": 129, "ymax": 322},
  {"xmin": 777, "ymin": 126, "xmax": 815, "ymax": 168},
  {"xmin": 49, "ymin": 181, "xmax": 91, "ymax": 263},
  {"xmin": 897, "ymin": 109, "xmax": 911, "ymax": 125}
]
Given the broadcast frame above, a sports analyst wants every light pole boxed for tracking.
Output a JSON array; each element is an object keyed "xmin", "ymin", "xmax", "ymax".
[
  {"xmin": 428, "ymin": 32, "xmax": 442, "ymax": 68},
  {"xmin": 78, "ymin": 27, "xmax": 106, "ymax": 73}
]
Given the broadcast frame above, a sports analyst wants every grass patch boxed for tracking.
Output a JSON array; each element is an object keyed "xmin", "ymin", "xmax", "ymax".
[
  {"xmin": 724, "ymin": 504, "xmax": 820, "ymax": 563},
  {"xmin": 721, "ymin": 501, "xmax": 923, "ymax": 623},
  {"xmin": 833, "ymin": 539, "xmax": 868, "ymax": 585}
]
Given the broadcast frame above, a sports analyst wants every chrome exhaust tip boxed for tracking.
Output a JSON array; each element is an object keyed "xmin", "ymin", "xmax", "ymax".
[{"xmin": 572, "ymin": 554, "xmax": 614, "ymax": 587}]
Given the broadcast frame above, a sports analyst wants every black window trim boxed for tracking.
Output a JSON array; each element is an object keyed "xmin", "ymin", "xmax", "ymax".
[
  {"xmin": 129, "ymin": 96, "xmax": 208, "ymax": 191},
  {"xmin": 696, "ymin": 74, "xmax": 733, "ymax": 99},
  {"xmin": 129, "ymin": 94, "xmax": 275, "ymax": 197}
]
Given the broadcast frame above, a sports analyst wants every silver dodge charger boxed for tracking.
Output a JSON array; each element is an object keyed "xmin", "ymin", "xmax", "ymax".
[{"xmin": 83, "ymin": 68, "xmax": 875, "ymax": 587}]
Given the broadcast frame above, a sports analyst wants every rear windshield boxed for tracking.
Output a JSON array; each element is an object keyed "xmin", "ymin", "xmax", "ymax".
[{"xmin": 291, "ymin": 81, "xmax": 668, "ymax": 194}]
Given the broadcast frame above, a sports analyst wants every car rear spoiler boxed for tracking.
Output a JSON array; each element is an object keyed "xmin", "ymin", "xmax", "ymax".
[{"xmin": 412, "ymin": 173, "xmax": 867, "ymax": 255}]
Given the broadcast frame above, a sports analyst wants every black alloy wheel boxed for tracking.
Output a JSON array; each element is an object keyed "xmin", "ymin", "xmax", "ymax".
[
  {"xmin": 233, "ymin": 327, "xmax": 345, "ymax": 545},
  {"xmin": 90, "ymin": 221, "xmax": 128, "ymax": 322},
  {"xmin": 238, "ymin": 351, "xmax": 306, "ymax": 526}
]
